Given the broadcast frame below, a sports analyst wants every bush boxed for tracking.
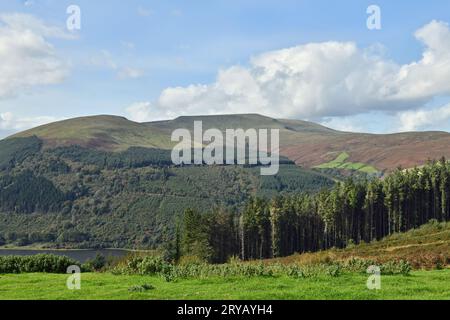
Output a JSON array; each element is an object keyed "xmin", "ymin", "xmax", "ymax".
[
  {"xmin": 0, "ymin": 254, "xmax": 79, "ymax": 274},
  {"xmin": 109, "ymin": 254, "xmax": 412, "ymax": 281},
  {"xmin": 161, "ymin": 264, "xmax": 176, "ymax": 282},
  {"xmin": 285, "ymin": 265, "xmax": 305, "ymax": 278},
  {"xmin": 138, "ymin": 256, "xmax": 167, "ymax": 275},
  {"xmin": 380, "ymin": 260, "xmax": 411, "ymax": 275},
  {"xmin": 327, "ymin": 264, "xmax": 341, "ymax": 277},
  {"xmin": 346, "ymin": 239, "xmax": 356, "ymax": 249},
  {"xmin": 85, "ymin": 254, "xmax": 107, "ymax": 271},
  {"xmin": 342, "ymin": 257, "xmax": 375, "ymax": 273},
  {"xmin": 111, "ymin": 254, "xmax": 170, "ymax": 276}
]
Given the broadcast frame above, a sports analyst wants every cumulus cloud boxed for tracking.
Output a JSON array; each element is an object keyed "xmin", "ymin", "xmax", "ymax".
[
  {"xmin": 0, "ymin": 13, "xmax": 71, "ymax": 99},
  {"xmin": 0, "ymin": 112, "xmax": 61, "ymax": 131},
  {"xmin": 398, "ymin": 104, "xmax": 450, "ymax": 132},
  {"xmin": 126, "ymin": 102, "xmax": 154, "ymax": 122},
  {"xmin": 125, "ymin": 20, "xmax": 450, "ymax": 127},
  {"xmin": 0, "ymin": 13, "xmax": 75, "ymax": 39}
]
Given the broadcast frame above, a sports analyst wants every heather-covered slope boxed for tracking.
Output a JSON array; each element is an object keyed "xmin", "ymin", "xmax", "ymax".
[
  {"xmin": 12, "ymin": 114, "xmax": 450, "ymax": 174},
  {"xmin": 2, "ymin": 113, "xmax": 450, "ymax": 249}
]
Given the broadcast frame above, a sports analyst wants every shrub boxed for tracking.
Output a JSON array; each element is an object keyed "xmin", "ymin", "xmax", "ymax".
[
  {"xmin": 109, "ymin": 254, "xmax": 412, "ymax": 281},
  {"xmin": 125, "ymin": 255, "xmax": 144, "ymax": 273},
  {"xmin": 346, "ymin": 239, "xmax": 356, "ymax": 249},
  {"xmin": 285, "ymin": 265, "xmax": 305, "ymax": 278},
  {"xmin": 85, "ymin": 254, "xmax": 107, "ymax": 271},
  {"xmin": 342, "ymin": 257, "xmax": 375, "ymax": 273},
  {"xmin": 327, "ymin": 264, "xmax": 341, "ymax": 277},
  {"xmin": 380, "ymin": 260, "xmax": 411, "ymax": 275},
  {"xmin": 110, "ymin": 254, "xmax": 170, "ymax": 276},
  {"xmin": 138, "ymin": 256, "xmax": 167, "ymax": 275},
  {"xmin": 0, "ymin": 254, "xmax": 79, "ymax": 274},
  {"xmin": 161, "ymin": 264, "xmax": 176, "ymax": 282}
]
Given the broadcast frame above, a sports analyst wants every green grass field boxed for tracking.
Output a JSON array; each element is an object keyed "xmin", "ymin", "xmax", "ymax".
[
  {"xmin": 314, "ymin": 152, "xmax": 379, "ymax": 174},
  {"xmin": 0, "ymin": 270, "xmax": 449, "ymax": 300},
  {"xmin": 1, "ymin": 222, "xmax": 448, "ymax": 300}
]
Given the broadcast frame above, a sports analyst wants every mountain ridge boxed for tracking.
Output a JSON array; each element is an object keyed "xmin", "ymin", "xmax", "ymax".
[
  {"xmin": 8, "ymin": 113, "xmax": 450, "ymax": 173},
  {"xmin": 2, "ymin": 113, "xmax": 450, "ymax": 249}
]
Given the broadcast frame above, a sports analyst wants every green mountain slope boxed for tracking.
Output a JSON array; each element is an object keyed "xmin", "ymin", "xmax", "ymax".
[
  {"xmin": 13, "ymin": 115, "xmax": 172, "ymax": 151},
  {"xmin": 11, "ymin": 113, "xmax": 450, "ymax": 174},
  {"xmin": 2, "ymin": 113, "xmax": 450, "ymax": 249},
  {"xmin": 0, "ymin": 134, "xmax": 333, "ymax": 249}
]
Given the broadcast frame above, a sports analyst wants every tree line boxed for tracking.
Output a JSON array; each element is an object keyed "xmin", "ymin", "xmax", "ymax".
[{"xmin": 178, "ymin": 158, "xmax": 450, "ymax": 263}]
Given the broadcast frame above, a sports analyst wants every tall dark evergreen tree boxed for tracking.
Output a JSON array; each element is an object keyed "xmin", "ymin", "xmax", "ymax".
[{"xmin": 183, "ymin": 158, "xmax": 450, "ymax": 261}]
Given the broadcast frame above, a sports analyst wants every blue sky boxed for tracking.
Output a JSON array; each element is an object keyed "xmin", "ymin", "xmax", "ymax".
[{"xmin": 1, "ymin": 0, "xmax": 450, "ymax": 137}]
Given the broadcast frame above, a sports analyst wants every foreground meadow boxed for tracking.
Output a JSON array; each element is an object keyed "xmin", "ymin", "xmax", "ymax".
[
  {"xmin": 0, "ymin": 270, "xmax": 449, "ymax": 300},
  {"xmin": 1, "ymin": 222, "xmax": 449, "ymax": 300}
]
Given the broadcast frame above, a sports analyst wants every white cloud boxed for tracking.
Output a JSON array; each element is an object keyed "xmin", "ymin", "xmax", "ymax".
[
  {"xmin": 125, "ymin": 20, "xmax": 450, "ymax": 126},
  {"xmin": 125, "ymin": 102, "xmax": 153, "ymax": 122},
  {"xmin": 398, "ymin": 104, "xmax": 450, "ymax": 132},
  {"xmin": 0, "ymin": 13, "xmax": 71, "ymax": 99},
  {"xmin": 0, "ymin": 13, "xmax": 75, "ymax": 39},
  {"xmin": 320, "ymin": 117, "xmax": 366, "ymax": 133},
  {"xmin": 0, "ymin": 111, "xmax": 61, "ymax": 131},
  {"xmin": 390, "ymin": 21, "xmax": 450, "ymax": 101}
]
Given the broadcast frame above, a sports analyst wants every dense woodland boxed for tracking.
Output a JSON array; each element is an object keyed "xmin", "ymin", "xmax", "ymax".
[
  {"xmin": 0, "ymin": 137, "xmax": 332, "ymax": 248},
  {"xmin": 179, "ymin": 158, "xmax": 450, "ymax": 263},
  {"xmin": 2, "ymin": 136, "xmax": 450, "ymax": 257}
]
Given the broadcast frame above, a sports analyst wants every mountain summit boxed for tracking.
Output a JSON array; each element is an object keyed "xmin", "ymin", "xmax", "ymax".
[{"xmin": 10, "ymin": 113, "xmax": 450, "ymax": 173}]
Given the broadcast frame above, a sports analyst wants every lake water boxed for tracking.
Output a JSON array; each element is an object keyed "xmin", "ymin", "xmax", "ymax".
[{"xmin": 0, "ymin": 249, "xmax": 130, "ymax": 263}]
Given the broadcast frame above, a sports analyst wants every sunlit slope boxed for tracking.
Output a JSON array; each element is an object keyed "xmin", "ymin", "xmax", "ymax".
[
  {"xmin": 10, "ymin": 114, "xmax": 450, "ymax": 173},
  {"xmin": 9, "ymin": 113, "xmax": 341, "ymax": 153},
  {"xmin": 274, "ymin": 221, "xmax": 450, "ymax": 269},
  {"xmin": 13, "ymin": 115, "xmax": 172, "ymax": 151}
]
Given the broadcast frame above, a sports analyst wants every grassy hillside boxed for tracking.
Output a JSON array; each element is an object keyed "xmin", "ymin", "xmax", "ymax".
[
  {"xmin": 3, "ymin": 113, "xmax": 450, "ymax": 250},
  {"xmin": 13, "ymin": 115, "xmax": 172, "ymax": 151},
  {"xmin": 10, "ymin": 114, "xmax": 450, "ymax": 174},
  {"xmin": 271, "ymin": 220, "xmax": 450, "ymax": 269},
  {"xmin": 0, "ymin": 137, "xmax": 333, "ymax": 249},
  {"xmin": 314, "ymin": 152, "xmax": 379, "ymax": 174}
]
